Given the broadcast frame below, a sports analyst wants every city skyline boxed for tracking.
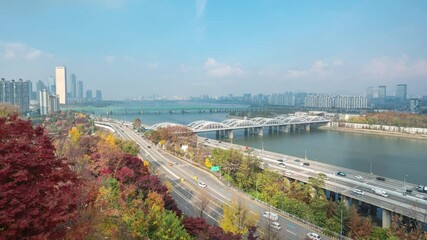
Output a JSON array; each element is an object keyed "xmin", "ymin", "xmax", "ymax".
[{"xmin": 1, "ymin": 0, "xmax": 427, "ymax": 99}]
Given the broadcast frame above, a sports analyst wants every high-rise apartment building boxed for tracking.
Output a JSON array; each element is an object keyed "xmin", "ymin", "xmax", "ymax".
[
  {"xmin": 0, "ymin": 78, "xmax": 30, "ymax": 112},
  {"xmin": 269, "ymin": 92, "xmax": 295, "ymax": 106},
  {"xmin": 40, "ymin": 89, "xmax": 60, "ymax": 115},
  {"xmin": 95, "ymin": 90, "xmax": 102, "ymax": 101},
  {"xmin": 395, "ymin": 84, "xmax": 407, "ymax": 102},
  {"xmin": 378, "ymin": 86, "xmax": 386, "ymax": 105},
  {"xmin": 55, "ymin": 66, "xmax": 67, "ymax": 104},
  {"xmin": 365, "ymin": 87, "xmax": 374, "ymax": 105},
  {"xmin": 77, "ymin": 80, "xmax": 83, "ymax": 102},
  {"xmin": 70, "ymin": 73, "xmax": 77, "ymax": 99},
  {"xmin": 86, "ymin": 90, "xmax": 93, "ymax": 102}
]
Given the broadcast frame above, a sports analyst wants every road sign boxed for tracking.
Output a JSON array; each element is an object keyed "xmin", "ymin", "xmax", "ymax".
[{"xmin": 210, "ymin": 166, "xmax": 220, "ymax": 172}]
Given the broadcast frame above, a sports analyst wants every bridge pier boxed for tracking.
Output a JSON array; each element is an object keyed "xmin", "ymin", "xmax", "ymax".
[
  {"xmin": 244, "ymin": 128, "xmax": 248, "ymax": 136},
  {"xmin": 216, "ymin": 130, "xmax": 220, "ymax": 139},
  {"xmin": 292, "ymin": 124, "xmax": 296, "ymax": 132},
  {"xmin": 382, "ymin": 209, "xmax": 391, "ymax": 228},
  {"xmin": 342, "ymin": 196, "xmax": 351, "ymax": 208},
  {"xmin": 268, "ymin": 126, "xmax": 272, "ymax": 134},
  {"xmin": 285, "ymin": 125, "xmax": 290, "ymax": 133},
  {"xmin": 258, "ymin": 127, "xmax": 263, "ymax": 136},
  {"xmin": 226, "ymin": 130, "xmax": 234, "ymax": 140},
  {"xmin": 305, "ymin": 124, "xmax": 311, "ymax": 132}
]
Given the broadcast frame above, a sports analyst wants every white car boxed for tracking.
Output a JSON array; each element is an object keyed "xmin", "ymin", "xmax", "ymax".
[
  {"xmin": 262, "ymin": 211, "xmax": 278, "ymax": 221},
  {"xmin": 270, "ymin": 222, "xmax": 281, "ymax": 231},
  {"xmin": 307, "ymin": 232, "xmax": 321, "ymax": 240},
  {"xmin": 352, "ymin": 189, "xmax": 365, "ymax": 195},
  {"xmin": 198, "ymin": 182, "xmax": 207, "ymax": 188},
  {"xmin": 284, "ymin": 170, "xmax": 292, "ymax": 176},
  {"xmin": 355, "ymin": 175, "xmax": 364, "ymax": 180}
]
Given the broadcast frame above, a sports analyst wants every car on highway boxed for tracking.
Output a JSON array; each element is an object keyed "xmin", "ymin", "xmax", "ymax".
[
  {"xmin": 352, "ymin": 189, "xmax": 365, "ymax": 195},
  {"xmin": 376, "ymin": 177, "xmax": 386, "ymax": 181},
  {"xmin": 198, "ymin": 182, "xmax": 207, "ymax": 188},
  {"xmin": 336, "ymin": 171, "xmax": 347, "ymax": 177},
  {"xmin": 284, "ymin": 170, "xmax": 292, "ymax": 176},
  {"xmin": 278, "ymin": 163, "xmax": 286, "ymax": 167},
  {"xmin": 147, "ymin": 146, "xmax": 151, "ymax": 148},
  {"xmin": 270, "ymin": 222, "xmax": 281, "ymax": 231},
  {"xmin": 355, "ymin": 175, "xmax": 363, "ymax": 180},
  {"xmin": 277, "ymin": 159, "xmax": 284, "ymax": 162},
  {"xmin": 307, "ymin": 232, "xmax": 321, "ymax": 240},
  {"xmin": 294, "ymin": 159, "xmax": 300, "ymax": 163},
  {"xmin": 262, "ymin": 211, "xmax": 278, "ymax": 221},
  {"xmin": 172, "ymin": 160, "xmax": 178, "ymax": 165},
  {"xmin": 302, "ymin": 162, "xmax": 310, "ymax": 167}
]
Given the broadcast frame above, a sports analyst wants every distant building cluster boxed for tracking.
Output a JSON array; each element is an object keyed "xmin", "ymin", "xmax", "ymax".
[{"xmin": 0, "ymin": 65, "xmax": 103, "ymax": 115}]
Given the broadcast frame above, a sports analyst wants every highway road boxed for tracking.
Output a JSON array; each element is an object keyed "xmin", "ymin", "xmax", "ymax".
[
  {"xmin": 97, "ymin": 120, "xmax": 334, "ymax": 240},
  {"xmin": 207, "ymin": 140, "xmax": 427, "ymax": 223}
]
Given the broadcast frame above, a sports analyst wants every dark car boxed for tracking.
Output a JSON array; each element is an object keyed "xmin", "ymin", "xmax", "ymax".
[
  {"xmin": 294, "ymin": 159, "xmax": 300, "ymax": 162},
  {"xmin": 277, "ymin": 159, "xmax": 284, "ymax": 162},
  {"xmin": 336, "ymin": 171, "xmax": 347, "ymax": 177},
  {"xmin": 376, "ymin": 177, "xmax": 386, "ymax": 181},
  {"xmin": 303, "ymin": 162, "xmax": 310, "ymax": 167}
]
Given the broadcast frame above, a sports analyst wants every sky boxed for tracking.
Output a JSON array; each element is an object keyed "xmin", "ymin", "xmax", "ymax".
[{"xmin": 0, "ymin": 0, "xmax": 427, "ymax": 100}]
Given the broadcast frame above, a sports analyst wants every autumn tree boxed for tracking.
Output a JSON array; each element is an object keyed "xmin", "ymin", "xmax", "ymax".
[
  {"xmin": 348, "ymin": 206, "xmax": 372, "ymax": 239},
  {"xmin": 0, "ymin": 115, "xmax": 81, "ymax": 239},
  {"xmin": 0, "ymin": 103, "xmax": 20, "ymax": 117},
  {"xmin": 194, "ymin": 189, "xmax": 210, "ymax": 218},
  {"xmin": 133, "ymin": 117, "xmax": 142, "ymax": 130},
  {"xmin": 220, "ymin": 199, "xmax": 258, "ymax": 235}
]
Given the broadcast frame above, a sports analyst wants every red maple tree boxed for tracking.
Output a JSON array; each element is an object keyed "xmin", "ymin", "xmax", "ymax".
[{"xmin": 0, "ymin": 115, "xmax": 81, "ymax": 239}]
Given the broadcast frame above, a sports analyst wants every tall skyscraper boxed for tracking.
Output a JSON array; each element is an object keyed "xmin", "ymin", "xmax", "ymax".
[
  {"xmin": 396, "ymin": 84, "xmax": 407, "ymax": 102},
  {"xmin": 70, "ymin": 73, "xmax": 77, "ymax": 99},
  {"xmin": 366, "ymin": 87, "xmax": 374, "ymax": 105},
  {"xmin": 77, "ymin": 80, "xmax": 83, "ymax": 102},
  {"xmin": 39, "ymin": 89, "xmax": 49, "ymax": 115},
  {"xmin": 378, "ymin": 85, "xmax": 386, "ymax": 105},
  {"xmin": 55, "ymin": 66, "xmax": 67, "ymax": 104}
]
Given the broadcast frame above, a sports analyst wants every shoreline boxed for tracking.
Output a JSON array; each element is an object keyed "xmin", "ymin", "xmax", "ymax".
[{"xmin": 320, "ymin": 126, "xmax": 427, "ymax": 140}]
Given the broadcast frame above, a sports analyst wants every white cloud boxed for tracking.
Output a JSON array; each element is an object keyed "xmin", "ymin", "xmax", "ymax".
[
  {"xmin": 0, "ymin": 42, "xmax": 53, "ymax": 61},
  {"xmin": 196, "ymin": 0, "xmax": 207, "ymax": 18},
  {"xmin": 284, "ymin": 60, "xmax": 341, "ymax": 79},
  {"xmin": 203, "ymin": 58, "xmax": 244, "ymax": 78},
  {"xmin": 104, "ymin": 55, "xmax": 115, "ymax": 63},
  {"xmin": 365, "ymin": 55, "xmax": 427, "ymax": 78}
]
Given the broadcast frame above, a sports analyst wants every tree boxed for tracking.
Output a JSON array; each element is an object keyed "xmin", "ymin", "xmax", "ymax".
[
  {"xmin": 0, "ymin": 115, "xmax": 81, "ymax": 239},
  {"xmin": 220, "ymin": 199, "xmax": 258, "ymax": 235},
  {"xmin": 133, "ymin": 117, "xmax": 142, "ymax": 130},
  {"xmin": 194, "ymin": 190, "xmax": 210, "ymax": 218},
  {"xmin": 0, "ymin": 103, "xmax": 20, "ymax": 117},
  {"xmin": 348, "ymin": 206, "xmax": 372, "ymax": 239}
]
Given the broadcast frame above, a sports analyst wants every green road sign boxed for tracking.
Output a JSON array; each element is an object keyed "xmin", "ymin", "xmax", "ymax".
[{"xmin": 210, "ymin": 166, "xmax": 220, "ymax": 172}]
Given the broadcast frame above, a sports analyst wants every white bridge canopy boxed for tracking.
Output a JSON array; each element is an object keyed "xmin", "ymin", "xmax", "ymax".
[{"xmin": 148, "ymin": 115, "xmax": 329, "ymax": 132}]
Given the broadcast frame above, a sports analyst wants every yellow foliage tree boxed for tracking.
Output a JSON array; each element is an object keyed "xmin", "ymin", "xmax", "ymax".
[
  {"xmin": 68, "ymin": 126, "xmax": 81, "ymax": 144},
  {"xmin": 105, "ymin": 133, "xmax": 116, "ymax": 147},
  {"xmin": 205, "ymin": 158, "xmax": 213, "ymax": 169},
  {"xmin": 159, "ymin": 140, "xmax": 166, "ymax": 146},
  {"xmin": 220, "ymin": 200, "xmax": 258, "ymax": 235},
  {"xmin": 143, "ymin": 160, "xmax": 150, "ymax": 171}
]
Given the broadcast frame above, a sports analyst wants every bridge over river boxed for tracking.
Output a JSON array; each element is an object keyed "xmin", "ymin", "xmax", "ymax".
[{"xmin": 147, "ymin": 114, "xmax": 330, "ymax": 138}]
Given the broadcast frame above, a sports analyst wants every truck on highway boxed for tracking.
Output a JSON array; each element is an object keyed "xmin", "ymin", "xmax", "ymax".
[
  {"xmin": 417, "ymin": 185, "xmax": 427, "ymax": 193},
  {"xmin": 372, "ymin": 188, "xmax": 388, "ymax": 197}
]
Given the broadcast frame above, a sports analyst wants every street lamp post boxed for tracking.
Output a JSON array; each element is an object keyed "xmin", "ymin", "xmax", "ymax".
[{"xmin": 404, "ymin": 174, "xmax": 408, "ymax": 188}]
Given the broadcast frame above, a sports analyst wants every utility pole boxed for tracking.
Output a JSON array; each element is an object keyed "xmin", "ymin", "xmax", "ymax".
[{"xmin": 340, "ymin": 206, "xmax": 343, "ymax": 240}]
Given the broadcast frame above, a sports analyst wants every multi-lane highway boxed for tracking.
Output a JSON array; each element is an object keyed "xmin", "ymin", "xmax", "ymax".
[
  {"xmin": 207, "ymin": 140, "xmax": 427, "ymax": 224},
  {"xmin": 97, "ymin": 120, "xmax": 333, "ymax": 240}
]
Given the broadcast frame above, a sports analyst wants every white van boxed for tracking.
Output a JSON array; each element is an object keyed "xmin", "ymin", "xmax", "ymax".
[
  {"xmin": 262, "ymin": 211, "xmax": 278, "ymax": 221},
  {"xmin": 270, "ymin": 222, "xmax": 281, "ymax": 231}
]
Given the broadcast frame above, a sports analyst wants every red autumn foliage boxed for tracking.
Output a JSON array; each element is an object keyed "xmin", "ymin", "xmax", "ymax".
[
  {"xmin": 0, "ymin": 115, "xmax": 81, "ymax": 239},
  {"xmin": 182, "ymin": 216, "xmax": 241, "ymax": 240}
]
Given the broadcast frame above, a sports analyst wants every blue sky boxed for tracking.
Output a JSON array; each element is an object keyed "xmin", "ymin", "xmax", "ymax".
[{"xmin": 1, "ymin": 0, "xmax": 426, "ymax": 99}]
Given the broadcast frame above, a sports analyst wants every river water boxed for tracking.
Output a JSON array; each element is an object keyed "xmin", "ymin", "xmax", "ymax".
[{"xmin": 84, "ymin": 101, "xmax": 427, "ymax": 185}]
